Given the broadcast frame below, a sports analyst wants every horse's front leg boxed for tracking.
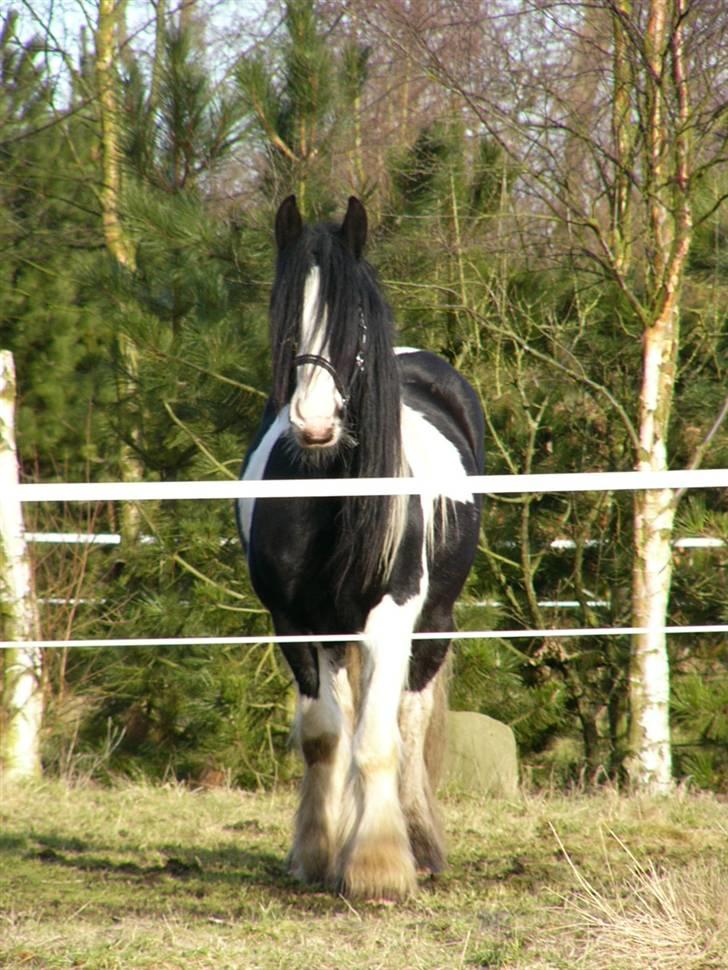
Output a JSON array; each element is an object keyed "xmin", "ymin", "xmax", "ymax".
[
  {"xmin": 283, "ymin": 642, "xmax": 354, "ymax": 887},
  {"xmin": 337, "ymin": 595, "xmax": 419, "ymax": 900}
]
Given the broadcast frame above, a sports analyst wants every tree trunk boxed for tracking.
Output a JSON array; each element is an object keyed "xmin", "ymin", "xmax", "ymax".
[
  {"xmin": 96, "ymin": 0, "xmax": 135, "ymax": 272},
  {"xmin": 95, "ymin": 0, "xmax": 144, "ymax": 542},
  {"xmin": 0, "ymin": 351, "xmax": 43, "ymax": 781},
  {"xmin": 626, "ymin": 0, "xmax": 692, "ymax": 792},
  {"xmin": 628, "ymin": 313, "xmax": 678, "ymax": 788},
  {"xmin": 362, "ymin": 0, "xmax": 717, "ymax": 792},
  {"xmin": 149, "ymin": 0, "xmax": 167, "ymax": 115}
]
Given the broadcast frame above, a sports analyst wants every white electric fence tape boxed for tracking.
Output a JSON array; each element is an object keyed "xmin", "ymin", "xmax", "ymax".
[
  {"xmin": 3, "ymin": 468, "xmax": 726, "ymax": 650},
  {"xmin": 2, "ymin": 625, "xmax": 726, "ymax": 651},
  {"xmin": 11, "ymin": 467, "xmax": 728, "ymax": 502}
]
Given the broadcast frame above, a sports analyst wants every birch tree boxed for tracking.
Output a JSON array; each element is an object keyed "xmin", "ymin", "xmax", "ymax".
[
  {"xmin": 350, "ymin": 0, "xmax": 728, "ymax": 790},
  {"xmin": 0, "ymin": 351, "xmax": 43, "ymax": 781},
  {"xmin": 624, "ymin": 0, "xmax": 691, "ymax": 791},
  {"xmin": 540, "ymin": 0, "xmax": 726, "ymax": 792}
]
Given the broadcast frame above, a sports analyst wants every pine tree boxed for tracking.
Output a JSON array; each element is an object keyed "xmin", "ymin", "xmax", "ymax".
[
  {"xmin": 0, "ymin": 11, "xmax": 114, "ymax": 478},
  {"xmin": 41, "ymin": 11, "xmax": 292, "ymax": 786},
  {"xmin": 235, "ymin": 0, "xmax": 370, "ymax": 215}
]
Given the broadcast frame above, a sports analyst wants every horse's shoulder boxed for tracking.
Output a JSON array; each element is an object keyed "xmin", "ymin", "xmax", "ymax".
[{"xmin": 396, "ymin": 348, "xmax": 476, "ymax": 403}]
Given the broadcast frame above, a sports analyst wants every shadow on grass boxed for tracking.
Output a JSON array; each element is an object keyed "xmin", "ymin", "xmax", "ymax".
[
  {"xmin": 2, "ymin": 823, "xmax": 564, "ymax": 906},
  {"xmin": 0, "ymin": 833, "xmax": 29, "ymax": 852},
  {"xmin": 0, "ymin": 822, "xmax": 338, "ymax": 921},
  {"xmin": 1, "ymin": 826, "xmax": 478, "ymax": 923},
  {"xmin": 1, "ymin": 798, "xmax": 569, "ymax": 925},
  {"xmin": 21, "ymin": 836, "xmax": 288, "ymax": 886}
]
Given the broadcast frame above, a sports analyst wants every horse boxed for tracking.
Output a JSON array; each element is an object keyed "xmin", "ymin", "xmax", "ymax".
[{"xmin": 236, "ymin": 195, "xmax": 484, "ymax": 900}]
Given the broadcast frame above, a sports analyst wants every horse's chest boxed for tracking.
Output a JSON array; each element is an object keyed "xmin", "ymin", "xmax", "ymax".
[
  {"xmin": 241, "ymin": 438, "xmax": 370, "ymax": 626},
  {"xmin": 247, "ymin": 514, "xmax": 380, "ymax": 633}
]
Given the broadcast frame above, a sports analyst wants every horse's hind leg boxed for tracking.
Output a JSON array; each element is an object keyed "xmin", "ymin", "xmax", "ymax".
[
  {"xmin": 286, "ymin": 643, "xmax": 353, "ymax": 887},
  {"xmin": 399, "ymin": 655, "xmax": 449, "ymax": 876}
]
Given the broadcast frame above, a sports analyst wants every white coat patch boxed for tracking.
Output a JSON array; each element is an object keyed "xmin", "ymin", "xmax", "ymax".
[
  {"xmin": 401, "ymin": 404, "xmax": 474, "ymax": 505},
  {"xmin": 238, "ymin": 407, "xmax": 289, "ymax": 544}
]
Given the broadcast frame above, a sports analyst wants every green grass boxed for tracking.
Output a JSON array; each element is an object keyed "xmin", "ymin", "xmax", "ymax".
[{"xmin": 1, "ymin": 780, "xmax": 726, "ymax": 968}]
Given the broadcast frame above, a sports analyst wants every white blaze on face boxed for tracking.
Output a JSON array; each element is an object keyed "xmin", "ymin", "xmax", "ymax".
[{"xmin": 289, "ymin": 266, "xmax": 344, "ymax": 446}]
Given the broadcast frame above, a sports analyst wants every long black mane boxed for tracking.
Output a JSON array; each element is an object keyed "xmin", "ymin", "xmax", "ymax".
[{"xmin": 269, "ymin": 208, "xmax": 403, "ymax": 590}]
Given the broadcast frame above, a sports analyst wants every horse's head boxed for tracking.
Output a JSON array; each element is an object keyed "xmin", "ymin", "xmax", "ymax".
[{"xmin": 270, "ymin": 195, "xmax": 371, "ymax": 454}]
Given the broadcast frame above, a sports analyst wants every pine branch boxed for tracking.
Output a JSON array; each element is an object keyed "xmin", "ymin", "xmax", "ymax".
[
  {"xmin": 162, "ymin": 400, "xmax": 235, "ymax": 479},
  {"xmin": 171, "ymin": 552, "xmax": 265, "ymax": 608}
]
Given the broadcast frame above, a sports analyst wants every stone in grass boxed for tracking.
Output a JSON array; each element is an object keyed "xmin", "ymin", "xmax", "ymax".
[{"xmin": 442, "ymin": 711, "xmax": 518, "ymax": 797}]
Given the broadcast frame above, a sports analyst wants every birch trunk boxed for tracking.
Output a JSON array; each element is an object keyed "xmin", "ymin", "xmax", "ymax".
[
  {"xmin": 0, "ymin": 351, "xmax": 43, "ymax": 781},
  {"xmin": 626, "ymin": 0, "xmax": 692, "ymax": 792},
  {"xmin": 628, "ymin": 327, "xmax": 678, "ymax": 791}
]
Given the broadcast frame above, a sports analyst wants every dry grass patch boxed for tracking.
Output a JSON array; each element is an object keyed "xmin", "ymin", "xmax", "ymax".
[{"xmin": 552, "ymin": 824, "xmax": 728, "ymax": 969}]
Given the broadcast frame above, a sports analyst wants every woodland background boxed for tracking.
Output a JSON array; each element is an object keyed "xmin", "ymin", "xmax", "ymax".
[{"xmin": 1, "ymin": 0, "xmax": 727, "ymax": 791}]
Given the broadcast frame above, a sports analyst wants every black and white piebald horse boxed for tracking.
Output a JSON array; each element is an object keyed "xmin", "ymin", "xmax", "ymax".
[{"xmin": 237, "ymin": 196, "xmax": 484, "ymax": 900}]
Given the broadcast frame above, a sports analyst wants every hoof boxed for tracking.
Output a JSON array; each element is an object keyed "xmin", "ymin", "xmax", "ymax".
[
  {"xmin": 288, "ymin": 837, "xmax": 335, "ymax": 887},
  {"xmin": 337, "ymin": 837, "xmax": 417, "ymax": 901}
]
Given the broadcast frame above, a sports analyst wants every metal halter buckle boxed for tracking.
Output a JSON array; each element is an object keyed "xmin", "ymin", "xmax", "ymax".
[{"xmin": 354, "ymin": 307, "xmax": 368, "ymax": 373}]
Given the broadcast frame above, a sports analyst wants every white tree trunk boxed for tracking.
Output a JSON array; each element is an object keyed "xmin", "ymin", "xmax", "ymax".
[
  {"xmin": 627, "ymin": 305, "xmax": 680, "ymax": 793},
  {"xmin": 629, "ymin": 486, "xmax": 675, "ymax": 792},
  {"xmin": 625, "ymin": 0, "xmax": 693, "ymax": 794},
  {"xmin": 0, "ymin": 351, "xmax": 43, "ymax": 781}
]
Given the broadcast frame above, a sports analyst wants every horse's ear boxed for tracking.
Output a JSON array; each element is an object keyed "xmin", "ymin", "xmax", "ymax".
[
  {"xmin": 341, "ymin": 196, "xmax": 367, "ymax": 259},
  {"xmin": 275, "ymin": 195, "xmax": 303, "ymax": 251}
]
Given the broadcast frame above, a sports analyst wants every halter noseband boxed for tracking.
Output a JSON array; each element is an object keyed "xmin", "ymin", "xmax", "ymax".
[
  {"xmin": 292, "ymin": 308, "xmax": 368, "ymax": 411},
  {"xmin": 293, "ymin": 354, "xmax": 350, "ymax": 404}
]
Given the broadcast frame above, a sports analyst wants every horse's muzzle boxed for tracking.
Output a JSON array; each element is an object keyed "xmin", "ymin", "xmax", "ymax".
[{"xmin": 297, "ymin": 424, "xmax": 336, "ymax": 447}]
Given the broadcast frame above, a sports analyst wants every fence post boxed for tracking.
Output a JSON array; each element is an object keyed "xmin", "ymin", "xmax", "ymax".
[{"xmin": 0, "ymin": 350, "xmax": 43, "ymax": 781}]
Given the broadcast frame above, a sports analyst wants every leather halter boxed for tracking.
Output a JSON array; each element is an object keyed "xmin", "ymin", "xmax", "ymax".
[
  {"xmin": 292, "ymin": 310, "xmax": 368, "ymax": 411},
  {"xmin": 293, "ymin": 354, "xmax": 350, "ymax": 403}
]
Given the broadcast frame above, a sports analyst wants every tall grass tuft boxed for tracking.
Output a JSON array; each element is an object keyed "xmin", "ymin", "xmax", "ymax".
[{"xmin": 554, "ymin": 825, "xmax": 728, "ymax": 969}]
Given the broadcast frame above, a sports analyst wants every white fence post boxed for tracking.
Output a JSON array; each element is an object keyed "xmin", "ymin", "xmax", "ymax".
[{"xmin": 0, "ymin": 351, "xmax": 43, "ymax": 781}]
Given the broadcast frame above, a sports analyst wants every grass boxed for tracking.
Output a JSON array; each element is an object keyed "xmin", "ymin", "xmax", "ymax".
[{"xmin": 0, "ymin": 779, "xmax": 726, "ymax": 968}]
